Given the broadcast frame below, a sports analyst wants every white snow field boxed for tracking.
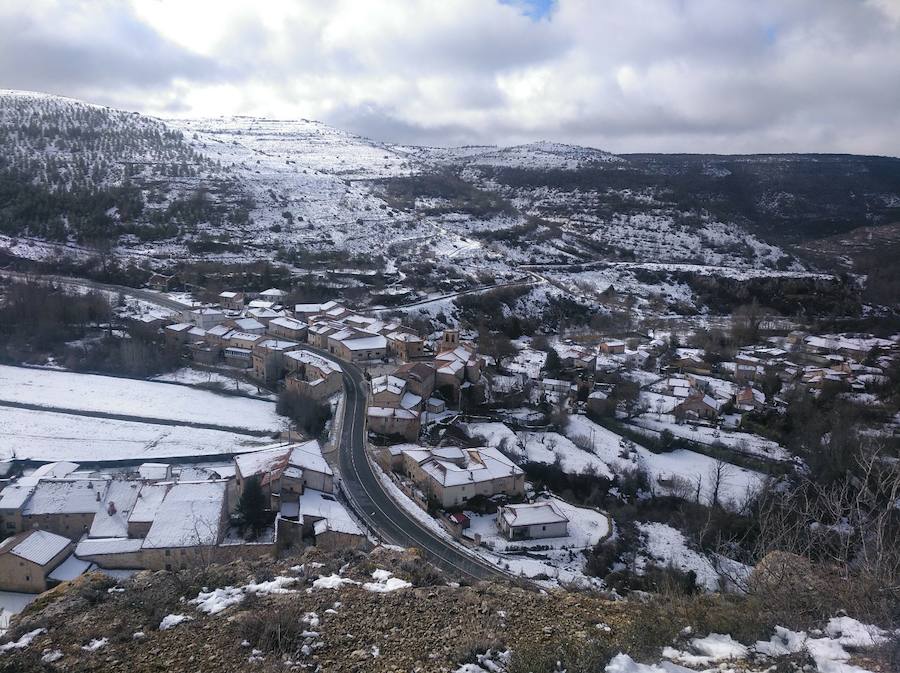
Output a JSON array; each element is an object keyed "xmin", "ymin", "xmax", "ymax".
[
  {"xmin": 563, "ymin": 415, "xmax": 765, "ymax": 509},
  {"xmin": 0, "ymin": 406, "xmax": 275, "ymax": 462},
  {"xmin": 462, "ymin": 422, "xmax": 613, "ymax": 477},
  {"xmin": 0, "ymin": 365, "xmax": 286, "ymax": 434}
]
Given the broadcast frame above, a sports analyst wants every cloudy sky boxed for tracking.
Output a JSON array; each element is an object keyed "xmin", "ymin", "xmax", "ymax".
[{"xmin": 2, "ymin": 0, "xmax": 900, "ymax": 155}]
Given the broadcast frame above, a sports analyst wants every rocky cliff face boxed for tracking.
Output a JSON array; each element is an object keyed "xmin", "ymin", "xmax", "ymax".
[
  {"xmin": 1, "ymin": 547, "xmax": 637, "ymax": 673},
  {"xmin": 1, "ymin": 549, "xmax": 895, "ymax": 673}
]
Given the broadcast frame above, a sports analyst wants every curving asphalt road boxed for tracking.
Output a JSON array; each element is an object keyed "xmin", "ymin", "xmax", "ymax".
[
  {"xmin": 0, "ymin": 270, "xmax": 190, "ymax": 312},
  {"xmin": 321, "ymin": 349, "xmax": 508, "ymax": 581}
]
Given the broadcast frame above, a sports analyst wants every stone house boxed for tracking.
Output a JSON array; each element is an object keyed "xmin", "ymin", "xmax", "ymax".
[
  {"xmin": 386, "ymin": 331, "xmax": 425, "ymax": 361},
  {"xmin": 141, "ymin": 481, "xmax": 229, "ymax": 572},
  {"xmin": 401, "ymin": 446, "xmax": 525, "ymax": 509},
  {"xmin": 284, "ymin": 349, "xmax": 343, "ymax": 400},
  {"xmin": 269, "ymin": 317, "xmax": 309, "ymax": 342},
  {"xmin": 251, "ymin": 339, "xmax": 303, "ymax": 384},
  {"xmin": 600, "ymin": 339, "xmax": 626, "ymax": 355},
  {"xmin": 218, "ymin": 291, "xmax": 245, "ymax": 311},
  {"xmin": 0, "ymin": 529, "xmax": 74, "ymax": 592},
  {"xmin": 675, "ymin": 393, "xmax": 721, "ymax": 421}
]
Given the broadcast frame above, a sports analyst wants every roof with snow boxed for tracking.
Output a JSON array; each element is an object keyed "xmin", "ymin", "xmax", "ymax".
[
  {"xmin": 0, "ymin": 529, "xmax": 71, "ymax": 566},
  {"xmin": 408, "ymin": 446, "xmax": 522, "ymax": 488},
  {"xmin": 234, "ymin": 446, "xmax": 291, "ymax": 483},
  {"xmin": 270, "ymin": 316, "xmax": 308, "ymax": 331},
  {"xmin": 285, "ymin": 349, "xmax": 341, "ymax": 375},
  {"xmin": 23, "ymin": 479, "xmax": 110, "ymax": 516},
  {"xmin": 298, "ymin": 489, "xmax": 364, "ymax": 537},
  {"xmin": 340, "ymin": 334, "xmax": 387, "ymax": 351},
  {"xmin": 127, "ymin": 483, "xmax": 171, "ymax": 524},
  {"xmin": 138, "ymin": 463, "xmax": 171, "ymax": 481},
  {"xmin": 234, "ymin": 317, "xmax": 265, "ymax": 331},
  {"xmin": 88, "ymin": 480, "xmax": 143, "ymax": 539},
  {"xmin": 76, "ymin": 537, "xmax": 145, "ymax": 556},
  {"xmin": 47, "ymin": 553, "xmax": 93, "ymax": 582},
  {"xmin": 142, "ymin": 481, "xmax": 227, "ymax": 549},
  {"xmin": 372, "ymin": 375, "xmax": 406, "ymax": 396},
  {"xmin": 288, "ymin": 440, "xmax": 333, "ymax": 476},
  {"xmin": 254, "ymin": 338, "xmax": 299, "ymax": 351},
  {"xmin": 206, "ymin": 324, "xmax": 233, "ymax": 337},
  {"xmin": 501, "ymin": 501, "xmax": 569, "ymax": 528}
]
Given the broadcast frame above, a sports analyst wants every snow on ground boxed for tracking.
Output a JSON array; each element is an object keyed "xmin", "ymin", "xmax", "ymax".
[
  {"xmin": 630, "ymin": 414, "xmax": 791, "ymax": 462},
  {"xmin": 463, "ymin": 422, "xmax": 613, "ymax": 477},
  {"xmin": 0, "ymin": 592, "xmax": 37, "ymax": 636},
  {"xmin": 0, "ymin": 628, "xmax": 45, "ymax": 652},
  {"xmin": 0, "ymin": 406, "xmax": 274, "ymax": 461},
  {"xmin": 158, "ymin": 614, "xmax": 192, "ymax": 631},
  {"xmin": 0, "ymin": 365, "xmax": 286, "ymax": 433},
  {"xmin": 635, "ymin": 522, "xmax": 723, "ymax": 592},
  {"xmin": 191, "ymin": 576, "xmax": 298, "ymax": 615},
  {"xmin": 361, "ymin": 569, "xmax": 412, "ymax": 593},
  {"xmin": 504, "ymin": 347, "xmax": 546, "ymax": 380},
  {"xmin": 81, "ymin": 637, "xmax": 109, "ymax": 651},
  {"xmin": 565, "ymin": 415, "xmax": 764, "ymax": 508},
  {"xmin": 151, "ymin": 368, "xmax": 275, "ymax": 399},
  {"xmin": 374, "ymin": 461, "xmax": 602, "ymax": 587},
  {"xmin": 465, "ymin": 496, "xmax": 610, "ymax": 552},
  {"xmin": 647, "ymin": 616, "xmax": 893, "ymax": 673}
]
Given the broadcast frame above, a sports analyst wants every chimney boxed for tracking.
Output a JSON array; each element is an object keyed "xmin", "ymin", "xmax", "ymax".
[
  {"xmin": 95, "ymin": 490, "xmax": 101, "ymax": 502},
  {"xmin": 107, "ymin": 501, "xmax": 117, "ymax": 516}
]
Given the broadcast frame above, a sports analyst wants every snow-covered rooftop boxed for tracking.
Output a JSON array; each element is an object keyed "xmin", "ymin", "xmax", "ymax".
[
  {"xmin": 142, "ymin": 481, "xmax": 227, "ymax": 549},
  {"xmin": 0, "ymin": 529, "xmax": 71, "ymax": 566},
  {"xmin": 501, "ymin": 501, "xmax": 569, "ymax": 528}
]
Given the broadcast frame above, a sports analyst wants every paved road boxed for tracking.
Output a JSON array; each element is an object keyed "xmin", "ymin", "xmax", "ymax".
[
  {"xmin": 0, "ymin": 270, "xmax": 190, "ymax": 312},
  {"xmin": 312, "ymin": 348, "xmax": 508, "ymax": 581}
]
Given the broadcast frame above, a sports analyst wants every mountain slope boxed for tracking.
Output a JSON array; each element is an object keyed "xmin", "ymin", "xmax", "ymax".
[{"xmin": 2, "ymin": 90, "xmax": 899, "ymax": 280}]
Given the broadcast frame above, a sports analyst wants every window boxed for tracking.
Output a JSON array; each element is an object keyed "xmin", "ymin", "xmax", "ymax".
[
  {"xmin": 164, "ymin": 550, "xmax": 171, "ymax": 557},
  {"xmin": 541, "ymin": 525, "xmax": 546, "ymax": 531}
]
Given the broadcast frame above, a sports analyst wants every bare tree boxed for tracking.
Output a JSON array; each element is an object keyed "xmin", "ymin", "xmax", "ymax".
[{"xmin": 708, "ymin": 460, "xmax": 731, "ymax": 509}]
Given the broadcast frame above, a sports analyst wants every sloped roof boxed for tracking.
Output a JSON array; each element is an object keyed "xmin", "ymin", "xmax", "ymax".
[
  {"xmin": 501, "ymin": 501, "xmax": 568, "ymax": 528},
  {"xmin": 142, "ymin": 481, "xmax": 227, "ymax": 549},
  {"xmin": 23, "ymin": 479, "xmax": 110, "ymax": 516},
  {"xmin": 0, "ymin": 529, "xmax": 71, "ymax": 566}
]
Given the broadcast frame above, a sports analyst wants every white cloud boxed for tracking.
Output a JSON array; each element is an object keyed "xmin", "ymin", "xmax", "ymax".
[{"xmin": 2, "ymin": 0, "xmax": 899, "ymax": 155}]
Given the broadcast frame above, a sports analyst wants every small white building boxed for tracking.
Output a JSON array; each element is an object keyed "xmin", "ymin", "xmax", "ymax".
[
  {"xmin": 186, "ymin": 308, "xmax": 226, "ymax": 330},
  {"xmin": 498, "ymin": 501, "xmax": 569, "ymax": 541}
]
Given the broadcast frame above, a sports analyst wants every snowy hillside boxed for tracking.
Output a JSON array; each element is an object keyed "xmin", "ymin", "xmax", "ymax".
[
  {"xmin": 2, "ymin": 90, "xmax": 898, "ymax": 282},
  {"xmin": 395, "ymin": 140, "xmax": 624, "ymax": 170},
  {"xmin": 468, "ymin": 141, "xmax": 625, "ymax": 170}
]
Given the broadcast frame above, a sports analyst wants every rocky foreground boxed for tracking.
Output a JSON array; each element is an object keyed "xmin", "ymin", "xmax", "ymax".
[{"xmin": 0, "ymin": 547, "xmax": 895, "ymax": 673}]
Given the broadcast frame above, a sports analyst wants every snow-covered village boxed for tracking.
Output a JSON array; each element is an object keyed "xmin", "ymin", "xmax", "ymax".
[{"xmin": 2, "ymin": 3, "xmax": 900, "ymax": 672}]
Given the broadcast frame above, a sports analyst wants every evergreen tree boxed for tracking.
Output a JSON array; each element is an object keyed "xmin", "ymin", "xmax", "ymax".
[{"xmin": 236, "ymin": 476, "xmax": 269, "ymax": 538}]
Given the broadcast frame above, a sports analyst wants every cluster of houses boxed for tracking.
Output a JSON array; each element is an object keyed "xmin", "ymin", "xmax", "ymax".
[
  {"xmin": 159, "ymin": 292, "xmax": 429, "ymax": 397},
  {"xmin": 0, "ymin": 440, "xmax": 366, "ymax": 594},
  {"xmin": 529, "ymin": 330, "xmax": 898, "ymax": 427},
  {"xmin": 160, "ymin": 287, "xmax": 489, "ymax": 441},
  {"xmin": 374, "ymin": 444, "xmax": 574, "ymax": 542},
  {"xmin": 367, "ymin": 329, "xmax": 484, "ymax": 440}
]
